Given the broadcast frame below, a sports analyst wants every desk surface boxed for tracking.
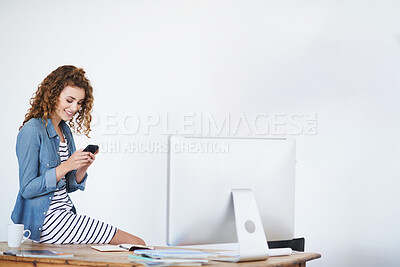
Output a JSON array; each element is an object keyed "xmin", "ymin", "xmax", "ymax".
[{"xmin": 0, "ymin": 241, "xmax": 321, "ymax": 267}]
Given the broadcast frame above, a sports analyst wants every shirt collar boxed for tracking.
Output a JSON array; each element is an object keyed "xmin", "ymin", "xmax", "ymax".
[
  {"xmin": 45, "ymin": 118, "xmax": 69, "ymax": 139},
  {"xmin": 45, "ymin": 118, "xmax": 57, "ymax": 138},
  {"xmin": 59, "ymin": 120, "xmax": 70, "ymax": 138}
]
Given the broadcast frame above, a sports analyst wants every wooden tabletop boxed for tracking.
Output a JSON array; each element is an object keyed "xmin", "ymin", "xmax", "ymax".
[{"xmin": 0, "ymin": 241, "xmax": 321, "ymax": 266}]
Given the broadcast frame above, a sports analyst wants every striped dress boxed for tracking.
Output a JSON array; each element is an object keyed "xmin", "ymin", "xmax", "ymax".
[{"xmin": 39, "ymin": 138, "xmax": 117, "ymax": 244}]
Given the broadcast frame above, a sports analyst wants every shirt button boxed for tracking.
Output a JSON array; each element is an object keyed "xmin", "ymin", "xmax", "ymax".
[
  {"xmin": 49, "ymin": 197, "xmax": 51, "ymax": 199},
  {"xmin": 47, "ymin": 164, "xmax": 49, "ymax": 167},
  {"xmin": 43, "ymin": 212, "xmax": 46, "ymax": 215},
  {"xmin": 39, "ymin": 228, "xmax": 41, "ymax": 230}
]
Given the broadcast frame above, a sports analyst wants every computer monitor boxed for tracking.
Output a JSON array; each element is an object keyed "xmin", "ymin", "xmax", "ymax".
[{"xmin": 167, "ymin": 136, "xmax": 296, "ymax": 261}]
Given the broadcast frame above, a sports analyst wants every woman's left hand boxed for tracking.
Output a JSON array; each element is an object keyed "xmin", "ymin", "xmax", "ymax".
[
  {"xmin": 75, "ymin": 149, "xmax": 99, "ymax": 184},
  {"xmin": 81, "ymin": 149, "xmax": 99, "ymax": 169}
]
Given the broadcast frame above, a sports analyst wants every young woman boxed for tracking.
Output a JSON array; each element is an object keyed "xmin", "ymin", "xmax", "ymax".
[{"xmin": 11, "ymin": 65, "xmax": 145, "ymax": 245}]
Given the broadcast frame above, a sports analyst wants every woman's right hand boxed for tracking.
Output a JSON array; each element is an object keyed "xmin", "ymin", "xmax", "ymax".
[{"xmin": 65, "ymin": 149, "xmax": 91, "ymax": 171}]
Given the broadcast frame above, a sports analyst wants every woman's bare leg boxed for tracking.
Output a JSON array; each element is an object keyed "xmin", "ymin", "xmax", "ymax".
[{"xmin": 109, "ymin": 229, "xmax": 146, "ymax": 245}]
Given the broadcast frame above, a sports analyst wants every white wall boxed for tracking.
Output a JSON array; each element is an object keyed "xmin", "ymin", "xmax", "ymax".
[{"xmin": 1, "ymin": 1, "xmax": 399, "ymax": 266}]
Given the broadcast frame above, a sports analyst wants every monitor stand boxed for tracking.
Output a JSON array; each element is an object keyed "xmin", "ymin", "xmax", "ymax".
[{"xmin": 215, "ymin": 188, "xmax": 269, "ymax": 262}]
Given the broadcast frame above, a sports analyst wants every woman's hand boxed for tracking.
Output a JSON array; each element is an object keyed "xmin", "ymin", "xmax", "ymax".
[
  {"xmin": 80, "ymin": 149, "xmax": 98, "ymax": 169},
  {"xmin": 56, "ymin": 148, "xmax": 99, "ymax": 183},
  {"xmin": 66, "ymin": 149, "xmax": 92, "ymax": 171},
  {"xmin": 55, "ymin": 149, "xmax": 93, "ymax": 182},
  {"xmin": 75, "ymin": 149, "xmax": 99, "ymax": 184}
]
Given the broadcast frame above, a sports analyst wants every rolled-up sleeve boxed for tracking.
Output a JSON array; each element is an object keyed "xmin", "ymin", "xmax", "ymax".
[
  {"xmin": 66, "ymin": 170, "xmax": 87, "ymax": 193},
  {"xmin": 44, "ymin": 167, "xmax": 57, "ymax": 191},
  {"xmin": 17, "ymin": 126, "xmax": 57, "ymax": 199}
]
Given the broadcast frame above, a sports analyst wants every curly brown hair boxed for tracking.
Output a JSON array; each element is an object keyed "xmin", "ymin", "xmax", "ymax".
[{"xmin": 20, "ymin": 65, "xmax": 94, "ymax": 137}]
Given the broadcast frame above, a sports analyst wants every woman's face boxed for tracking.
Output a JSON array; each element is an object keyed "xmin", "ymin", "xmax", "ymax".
[{"xmin": 54, "ymin": 85, "xmax": 86, "ymax": 122}]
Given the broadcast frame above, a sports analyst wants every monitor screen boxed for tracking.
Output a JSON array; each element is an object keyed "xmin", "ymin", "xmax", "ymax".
[{"xmin": 167, "ymin": 136, "xmax": 296, "ymax": 246}]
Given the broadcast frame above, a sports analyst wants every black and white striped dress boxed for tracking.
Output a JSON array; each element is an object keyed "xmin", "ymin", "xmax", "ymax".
[{"xmin": 39, "ymin": 138, "xmax": 117, "ymax": 244}]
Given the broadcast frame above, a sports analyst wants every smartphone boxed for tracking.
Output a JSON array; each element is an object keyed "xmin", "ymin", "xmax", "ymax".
[{"xmin": 83, "ymin": 144, "xmax": 99, "ymax": 154}]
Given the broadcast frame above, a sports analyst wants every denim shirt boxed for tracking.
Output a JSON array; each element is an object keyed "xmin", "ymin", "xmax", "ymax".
[{"xmin": 11, "ymin": 118, "xmax": 88, "ymax": 241}]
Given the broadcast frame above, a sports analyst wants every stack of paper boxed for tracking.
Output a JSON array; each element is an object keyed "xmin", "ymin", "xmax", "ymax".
[{"xmin": 128, "ymin": 249, "xmax": 214, "ymax": 266}]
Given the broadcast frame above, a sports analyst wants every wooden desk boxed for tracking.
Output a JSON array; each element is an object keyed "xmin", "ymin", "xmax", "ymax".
[{"xmin": 0, "ymin": 241, "xmax": 320, "ymax": 266}]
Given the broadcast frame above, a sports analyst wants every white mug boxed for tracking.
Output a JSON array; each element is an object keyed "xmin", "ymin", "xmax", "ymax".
[{"xmin": 7, "ymin": 224, "xmax": 31, "ymax": 248}]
